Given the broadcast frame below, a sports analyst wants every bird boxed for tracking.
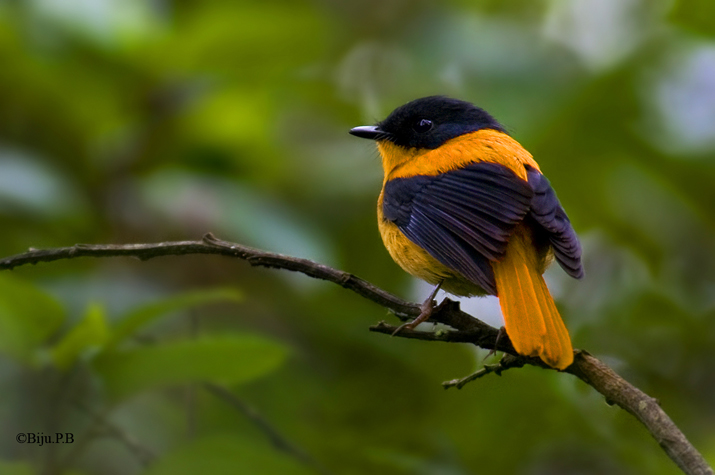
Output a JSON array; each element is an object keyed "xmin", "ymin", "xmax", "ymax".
[{"xmin": 349, "ymin": 96, "xmax": 583, "ymax": 370}]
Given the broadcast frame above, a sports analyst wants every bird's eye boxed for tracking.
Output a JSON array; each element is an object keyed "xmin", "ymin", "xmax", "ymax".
[{"xmin": 413, "ymin": 119, "xmax": 433, "ymax": 133}]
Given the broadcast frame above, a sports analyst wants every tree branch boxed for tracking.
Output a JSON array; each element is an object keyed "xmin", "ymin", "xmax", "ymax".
[
  {"xmin": 1, "ymin": 236, "xmax": 711, "ymax": 475},
  {"xmin": 569, "ymin": 352, "xmax": 711, "ymax": 475},
  {"xmin": 0, "ymin": 233, "xmax": 418, "ymax": 319}
]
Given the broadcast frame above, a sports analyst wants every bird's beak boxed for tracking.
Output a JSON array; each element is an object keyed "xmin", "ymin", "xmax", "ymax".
[{"xmin": 349, "ymin": 125, "xmax": 387, "ymax": 140}]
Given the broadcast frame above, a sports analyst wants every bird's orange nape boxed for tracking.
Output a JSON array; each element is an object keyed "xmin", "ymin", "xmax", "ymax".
[{"xmin": 378, "ymin": 129, "xmax": 540, "ymax": 182}]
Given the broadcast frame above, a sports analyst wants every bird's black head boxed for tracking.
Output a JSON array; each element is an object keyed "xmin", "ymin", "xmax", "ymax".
[{"xmin": 349, "ymin": 96, "xmax": 507, "ymax": 149}]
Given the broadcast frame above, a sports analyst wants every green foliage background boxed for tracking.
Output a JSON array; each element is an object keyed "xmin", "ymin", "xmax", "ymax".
[{"xmin": 1, "ymin": 0, "xmax": 714, "ymax": 473}]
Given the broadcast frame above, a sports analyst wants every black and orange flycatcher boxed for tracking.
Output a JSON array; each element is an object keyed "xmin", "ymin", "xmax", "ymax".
[{"xmin": 350, "ymin": 96, "xmax": 583, "ymax": 370}]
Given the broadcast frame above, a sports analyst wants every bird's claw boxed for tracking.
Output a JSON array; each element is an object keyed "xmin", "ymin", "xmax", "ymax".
[
  {"xmin": 391, "ymin": 321, "xmax": 415, "ymax": 336},
  {"xmin": 392, "ymin": 297, "xmax": 438, "ymax": 336},
  {"xmin": 483, "ymin": 326, "xmax": 506, "ymax": 360}
]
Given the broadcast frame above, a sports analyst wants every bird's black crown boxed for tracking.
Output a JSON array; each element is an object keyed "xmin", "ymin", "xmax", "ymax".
[{"xmin": 376, "ymin": 96, "xmax": 506, "ymax": 149}]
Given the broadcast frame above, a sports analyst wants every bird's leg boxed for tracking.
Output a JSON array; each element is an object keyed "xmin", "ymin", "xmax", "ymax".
[
  {"xmin": 483, "ymin": 326, "xmax": 506, "ymax": 360},
  {"xmin": 392, "ymin": 281, "xmax": 443, "ymax": 336}
]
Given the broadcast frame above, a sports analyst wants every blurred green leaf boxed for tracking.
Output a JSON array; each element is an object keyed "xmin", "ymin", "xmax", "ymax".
[
  {"xmin": 51, "ymin": 303, "xmax": 108, "ymax": 370},
  {"xmin": 0, "ymin": 460, "xmax": 34, "ymax": 475},
  {"xmin": 144, "ymin": 434, "xmax": 314, "ymax": 475},
  {"xmin": 107, "ymin": 288, "xmax": 243, "ymax": 349},
  {"xmin": 703, "ymin": 438, "xmax": 715, "ymax": 470},
  {"xmin": 0, "ymin": 274, "xmax": 64, "ymax": 365},
  {"xmin": 94, "ymin": 335, "xmax": 286, "ymax": 400},
  {"xmin": 157, "ymin": 4, "xmax": 327, "ymax": 79},
  {"xmin": 0, "ymin": 463, "xmax": 86, "ymax": 475},
  {"xmin": 669, "ymin": 0, "xmax": 715, "ymax": 37},
  {"xmin": 185, "ymin": 87, "xmax": 271, "ymax": 151},
  {"xmin": 0, "ymin": 460, "xmax": 84, "ymax": 475}
]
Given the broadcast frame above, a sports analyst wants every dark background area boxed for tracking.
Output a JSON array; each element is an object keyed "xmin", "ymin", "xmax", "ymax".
[{"xmin": 1, "ymin": 0, "xmax": 714, "ymax": 473}]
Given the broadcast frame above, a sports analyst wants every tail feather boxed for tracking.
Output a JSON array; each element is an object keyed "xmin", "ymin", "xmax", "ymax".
[{"xmin": 493, "ymin": 229, "xmax": 573, "ymax": 369}]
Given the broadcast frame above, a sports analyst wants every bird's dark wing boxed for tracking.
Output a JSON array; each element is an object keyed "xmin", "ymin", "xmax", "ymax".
[
  {"xmin": 525, "ymin": 165, "xmax": 584, "ymax": 279},
  {"xmin": 383, "ymin": 162, "xmax": 534, "ymax": 294}
]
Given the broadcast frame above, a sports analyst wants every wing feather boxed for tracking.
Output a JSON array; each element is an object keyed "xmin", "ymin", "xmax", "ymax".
[
  {"xmin": 525, "ymin": 165, "xmax": 584, "ymax": 279},
  {"xmin": 383, "ymin": 162, "xmax": 534, "ymax": 294}
]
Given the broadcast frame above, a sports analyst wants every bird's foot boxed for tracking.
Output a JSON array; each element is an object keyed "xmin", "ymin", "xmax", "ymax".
[
  {"xmin": 392, "ymin": 281, "xmax": 443, "ymax": 336},
  {"xmin": 391, "ymin": 298, "xmax": 437, "ymax": 336},
  {"xmin": 483, "ymin": 326, "xmax": 506, "ymax": 360}
]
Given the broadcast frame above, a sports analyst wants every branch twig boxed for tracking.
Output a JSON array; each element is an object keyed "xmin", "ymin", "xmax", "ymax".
[
  {"xmin": 204, "ymin": 383, "xmax": 334, "ymax": 475},
  {"xmin": 442, "ymin": 354, "xmax": 526, "ymax": 389},
  {"xmin": 64, "ymin": 401, "xmax": 155, "ymax": 468},
  {"xmin": 1, "ymin": 236, "xmax": 711, "ymax": 475}
]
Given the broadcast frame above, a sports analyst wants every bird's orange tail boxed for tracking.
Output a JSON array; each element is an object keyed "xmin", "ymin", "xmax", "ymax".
[{"xmin": 493, "ymin": 229, "xmax": 573, "ymax": 370}]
